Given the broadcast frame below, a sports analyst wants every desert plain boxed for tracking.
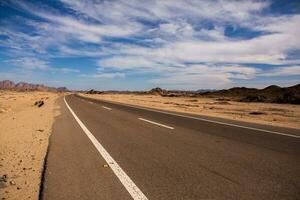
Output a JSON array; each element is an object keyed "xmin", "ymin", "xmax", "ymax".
[{"xmin": 0, "ymin": 91, "xmax": 61, "ymax": 200}]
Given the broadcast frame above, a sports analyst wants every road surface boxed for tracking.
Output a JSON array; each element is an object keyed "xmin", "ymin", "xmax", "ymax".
[{"xmin": 41, "ymin": 94, "xmax": 300, "ymax": 200}]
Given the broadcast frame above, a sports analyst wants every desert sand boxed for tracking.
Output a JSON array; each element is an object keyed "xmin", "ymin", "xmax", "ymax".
[
  {"xmin": 0, "ymin": 91, "xmax": 61, "ymax": 200},
  {"xmin": 81, "ymin": 93, "xmax": 300, "ymax": 129}
]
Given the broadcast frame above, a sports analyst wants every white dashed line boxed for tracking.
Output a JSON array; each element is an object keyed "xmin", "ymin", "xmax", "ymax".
[
  {"xmin": 138, "ymin": 118, "xmax": 174, "ymax": 130},
  {"xmin": 64, "ymin": 97, "xmax": 148, "ymax": 200},
  {"xmin": 102, "ymin": 106, "xmax": 112, "ymax": 110},
  {"xmin": 89, "ymin": 98, "xmax": 299, "ymax": 139},
  {"xmin": 77, "ymin": 96, "xmax": 300, "ymax": 138}
]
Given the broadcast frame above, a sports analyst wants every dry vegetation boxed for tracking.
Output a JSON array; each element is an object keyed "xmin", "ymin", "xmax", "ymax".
[
  {"xmin": 0, "ymin": 91, "xmax": 61, "ymax": 200},
  {"xmin": 81, "ymin": 93, "xmax": 300, "ymax": 129}
]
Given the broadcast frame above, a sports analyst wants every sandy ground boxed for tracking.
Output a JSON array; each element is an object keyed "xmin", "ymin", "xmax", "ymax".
[
  {"xmin": 0, "ymin": 91, "xmax": 61, "ymax": 200},
  {"xmin": 81, "ymin": 93, "xmax": 300, "ymax": 129}
]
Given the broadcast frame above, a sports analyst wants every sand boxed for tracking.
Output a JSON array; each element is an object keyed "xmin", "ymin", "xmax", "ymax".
[
  {"xmin": 81, "ymin": 93, "xmax": 300, "ymax": 129},
  {"xmin": 0, "ymin": 91, "xmax": 61, "ymax": 200}
]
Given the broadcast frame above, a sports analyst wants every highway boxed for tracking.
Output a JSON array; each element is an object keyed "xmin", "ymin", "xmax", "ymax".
[{"xmin": 41, "ymin": 94, "xmax": 300, "ymax": 200}]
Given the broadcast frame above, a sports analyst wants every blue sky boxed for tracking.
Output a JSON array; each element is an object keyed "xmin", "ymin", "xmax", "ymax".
[{"xmin": 0, "ymin": 0, "xmax": 300, "ymax": 90}]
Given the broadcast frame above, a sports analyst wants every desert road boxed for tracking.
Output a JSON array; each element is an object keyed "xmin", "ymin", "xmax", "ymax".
[{"xmin": 41, "ymin": 94, "xmax": 300, "ymax": 200}]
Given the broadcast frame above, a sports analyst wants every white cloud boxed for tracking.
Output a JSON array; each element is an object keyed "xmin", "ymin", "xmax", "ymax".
[
  {"xmin": 81, "ymin": 72, "xmax": 125, "ymax": 79},
  {"xmin": 13, "ymin": 57, "xmax": 49, "ymax": 70},
  {"xmin": 9, "ymin": 57, "xmax": 79, "ymax": 73},
  {"xmin": 149, "ymin": 64, "xmax": 259, "ymax": 89},
  {"xmin": 261, "ymin": 66, "xmax": 300, "ymax": 76},
  {"xmin": 1, "ymin": 0, "xmax": 300, "ymax": 89},
  {"xmin": 5, "ymin": 0, "xmax": 300, "ymax": 65},
  {"xmin": 58, "ymin": 68, "xmax": 80, "ymax": 73},
  {"xmin": 98, "ymin": 56, "xmax": 164, "ymax": 70},
  {"xmin": 14, "ymin": 1, "xmax": 143, "ymax": 43}
]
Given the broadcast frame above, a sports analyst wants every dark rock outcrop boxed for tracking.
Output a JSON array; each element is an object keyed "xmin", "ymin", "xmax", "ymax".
[
  {"xmin": 149, "ymin": 87, "xmax": 167, "ymax": 95},
  {"xmin": 86, "ymin": 89, "xmax": 103, "ymax": 94},
  {"xmin": 204, "ymin": 84, "xmax": 300, "ymax": 104}
]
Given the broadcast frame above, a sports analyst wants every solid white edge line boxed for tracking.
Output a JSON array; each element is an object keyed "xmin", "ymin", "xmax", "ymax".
[
  {"xmin": 102, "ymin": 106, "xmax": 112, "ymax": 110},
  {"xmin": 80, "ymin": 97, "xmax": 300, "ymax": 139},
  {"xmin": 64, "ymin": 97, "xmax": 148, "ymax": 200},
  {"xmin": 138, "ymin": 118, "xmax": 174, "ymax": 130}
]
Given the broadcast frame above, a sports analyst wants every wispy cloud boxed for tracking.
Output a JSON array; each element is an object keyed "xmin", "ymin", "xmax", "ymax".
[
  {"xmin": 12, "ymin": 57, "xmax": 49, "ymax": 70},
  {"xmin": 261, "ymin": 66, "xmax": 300, "ymax": 77},
  {"xmin": 8, "ymin": 57, "xmax": 79, "ymax": 73},
  {"xmin": 149, "ymin": 64, "xmax": 258, "ymax": 89},
  {"xmin": 0, "ymin": 0, "xmax": 299, "ymax": 89},
  {"xmin": 81, "ymin": 72, "xmax": 125, "ymax": 79}
]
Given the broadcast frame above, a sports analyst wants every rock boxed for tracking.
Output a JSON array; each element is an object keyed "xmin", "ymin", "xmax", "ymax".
[
  {"xmin": 249, "ymin": 111, "xmax": 265, "ymax": 115},
  {"xmin": 34, "ymin": 101, "xmax": 44, "ymax": 107},
  {"xmin": 0, "ymin": 175, "xmax": 7, "ymax": 183},
  {"xmin": 9, "ymin": 180, "xmax": 16, "ymax": 185},
  {"xmin": 103, "ymin": 164, "xmax": 109, "ymax": 168},
  {"xmin": 149, "ymin": 87, "xmax": 167, "ymax": 95},
  {"xmin": 86, "ymin": 89, "xmax": 103, "ymax": 94}
]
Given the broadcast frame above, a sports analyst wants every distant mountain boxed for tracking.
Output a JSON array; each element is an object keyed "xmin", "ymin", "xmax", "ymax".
[
  {"xmin": 145, "ymin": 84, "xmax": 300, "ymax": 104},
  {"xmin": 0, "ymin": 80, "xmax": 68, "ymax": 92},
  {"xmin": 0, "ymin": 80, "xmax": 15, "ymax": 89},
  {"xmin": 203, "ymin": 84, "xmax": 300, "ymax": 104},
  {"xmin": 85, "ymin": 84, "xmax": 300, "ymax": 104}
]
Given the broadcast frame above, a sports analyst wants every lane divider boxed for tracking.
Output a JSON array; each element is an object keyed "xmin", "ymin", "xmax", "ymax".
[
  {"xmin": 77, "ymin": 95, "xmax": 300, "ymax": 138},
  {"xmin": 83, "ymin": 97, "xmax": 299, "ymax": 139},
  {"xmin": 102, "ymin": 106, "xmax": 112, "ymax": 110},
  {"xmin": 64, "ymin": 97, "xmax": 148, "ymax": 200},
  {"xmin": 138, "ymin": 118, "xmax": 174, "ymax": 130}
]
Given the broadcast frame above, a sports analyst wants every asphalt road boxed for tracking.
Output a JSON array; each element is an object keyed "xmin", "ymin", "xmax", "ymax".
[{"xmin": 41, "ymin": 94, "xmax": 300, "ymax": 200}]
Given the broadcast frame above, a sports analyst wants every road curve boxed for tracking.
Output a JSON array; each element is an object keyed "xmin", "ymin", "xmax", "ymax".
[{"xmin": 41, "ymin": 94, "xmax": 300, "ymax": 200}]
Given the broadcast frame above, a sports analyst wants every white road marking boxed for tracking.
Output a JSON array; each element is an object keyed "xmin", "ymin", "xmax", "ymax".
[
  {"xmin": 87, "ymin": 98, "xmax": 300, "ymax": 139},
  {"xmin": 138, "ymin": 118, "xmax": 174, "ymax": 130},
  {"xmin": 102, "ymin": 106, "xmax": 112, "ymax": 110},
  {"xmin": 64, "ymin": 97, "xmax": 148, "ymax": 200}
]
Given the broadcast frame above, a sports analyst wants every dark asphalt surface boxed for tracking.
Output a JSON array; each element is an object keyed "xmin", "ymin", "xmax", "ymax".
[{"xmin": 41, "ymin": 94, "xmax": 300, "ymax": 200}]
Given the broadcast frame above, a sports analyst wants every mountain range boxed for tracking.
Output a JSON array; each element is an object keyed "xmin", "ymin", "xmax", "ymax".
[{"xmin": 0, "ymin": 80, "xmax": 68, "ymax": 92}]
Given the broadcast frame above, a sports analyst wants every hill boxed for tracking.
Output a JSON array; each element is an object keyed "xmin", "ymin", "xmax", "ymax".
[
  {"xmin": 202, "ymin": 84, "xmax": 300, "ymax": 104},
  {"xmin": 0, "ymin": 80, "xmax": 68, "ymax": 92}
]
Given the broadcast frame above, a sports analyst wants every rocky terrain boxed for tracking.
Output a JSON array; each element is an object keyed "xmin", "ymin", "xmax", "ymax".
[
  {"xmin": 204, "ymin": 84, "xmax": 300, "ymax": 104},
  {"xmin": 0, "ymin": 80, "xmax": 68, "ymax": 92},
  {"xmin": 86, "ymin": 84, "xmax": 300, "ymax": 104}
]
